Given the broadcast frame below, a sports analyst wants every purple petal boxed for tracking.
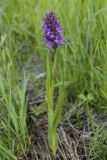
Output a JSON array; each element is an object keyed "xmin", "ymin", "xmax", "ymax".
[
  {"xmin": 55, "ymin": 39, "xmax": 60, "ymax": 44},
  {"xmin": 48, "ymin": 42, "xmax": 53, "ymax": 50},
  {"xmin": 50, "ymin": 34, "xmax": 55, "ymax": 38},
  {"xmin": 47, "ymin": 31, "xmax": 50, "ymax": 36}
]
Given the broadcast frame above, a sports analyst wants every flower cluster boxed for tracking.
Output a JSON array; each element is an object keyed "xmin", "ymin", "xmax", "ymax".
[{"xmin": 42, "ymin": 10, "xmax": 64, "ymax": 51}]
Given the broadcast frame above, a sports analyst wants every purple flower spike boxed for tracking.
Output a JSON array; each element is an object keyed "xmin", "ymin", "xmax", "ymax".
[{"xmin": 42, "ymin": 10, "xmax": 64, "ymax": 51}]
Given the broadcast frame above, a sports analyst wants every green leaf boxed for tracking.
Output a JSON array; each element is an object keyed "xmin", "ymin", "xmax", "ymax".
[
  {"xmin": 54, "ymin": 86, "xmax": 65, "ymax": 129},
  {"xmin": 78, "ymin": 94, "xmax": 87, "ymax": 102}
]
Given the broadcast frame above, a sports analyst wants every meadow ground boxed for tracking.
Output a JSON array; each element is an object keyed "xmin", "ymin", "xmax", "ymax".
[{"xmin": 0, "ymin": 0, "xmax": 107, "ymax": 159}]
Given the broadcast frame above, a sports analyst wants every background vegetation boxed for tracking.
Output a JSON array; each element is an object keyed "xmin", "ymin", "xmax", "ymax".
[{"xmin": 0, "ymin": 0, "xmax": 107, "ymax": 159}]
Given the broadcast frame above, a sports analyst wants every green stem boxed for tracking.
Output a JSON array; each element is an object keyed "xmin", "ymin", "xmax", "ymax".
[
  {"xmin": 46, "ymin": 49, "xmax": 58, "ymax": 156},
  {"xmin": 52, "ymin": 50, "xmax": 58, "ymax": 80}
]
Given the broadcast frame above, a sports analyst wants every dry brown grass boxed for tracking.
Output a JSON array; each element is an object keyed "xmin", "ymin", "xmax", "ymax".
[{"xmin": 18, "ymin": 110, "xmax": 90, "ymax": 160}]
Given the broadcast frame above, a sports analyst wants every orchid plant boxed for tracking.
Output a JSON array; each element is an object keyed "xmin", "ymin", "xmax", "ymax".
[{"xmin": 42, "ymin": 10, "xmax": 65, "ymax": 156}]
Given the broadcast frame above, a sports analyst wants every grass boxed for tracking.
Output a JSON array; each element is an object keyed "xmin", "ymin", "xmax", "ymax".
[{"xmin": 0, "ymin": 0, "xmax": 107, "ymax": 159}]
